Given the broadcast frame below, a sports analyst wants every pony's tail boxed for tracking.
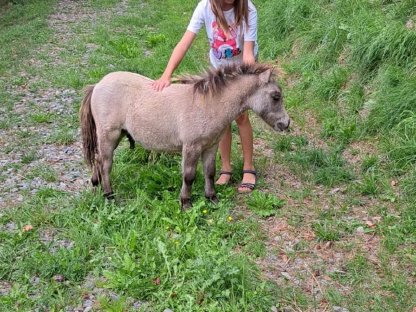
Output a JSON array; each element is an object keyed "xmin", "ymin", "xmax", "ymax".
[{"xmin": 80, "ymin": 85, "xmax": 97, "ymax": 168}]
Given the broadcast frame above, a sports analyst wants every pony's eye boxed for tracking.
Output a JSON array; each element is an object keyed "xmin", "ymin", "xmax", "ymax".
[{"xmin": 271, "ymin": 91, "xmax": 281, "ymax": 101}]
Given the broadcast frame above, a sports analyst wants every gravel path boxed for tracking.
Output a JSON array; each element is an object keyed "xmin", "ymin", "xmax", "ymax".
[{"xmin": 0, "ymin": 0, "xmax": 129, "ymax": 209}]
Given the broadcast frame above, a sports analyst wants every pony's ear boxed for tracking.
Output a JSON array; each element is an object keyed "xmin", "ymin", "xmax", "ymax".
[{"xmin": 259, "ymin": 69, "xmax": 272, "ymax": 84}]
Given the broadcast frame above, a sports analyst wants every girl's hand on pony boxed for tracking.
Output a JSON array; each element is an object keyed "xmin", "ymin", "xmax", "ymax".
[{"xmin": 152, "ymin": 76, "xmax": 171, "ymax": 91}]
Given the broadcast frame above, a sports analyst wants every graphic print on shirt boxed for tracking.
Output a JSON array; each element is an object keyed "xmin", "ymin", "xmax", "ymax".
[{"xmin": 211, "ymin": 21, "xmax": 241, "ymax": 60}]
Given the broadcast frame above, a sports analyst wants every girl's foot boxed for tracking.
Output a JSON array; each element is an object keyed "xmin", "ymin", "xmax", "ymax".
[
  {"xmin": 215, "ymin": 171, "xmax": 232, "ymax": 185},
  {"xmin": 238, "ymin": 170, "xmax": 256, "ymax": 193}
]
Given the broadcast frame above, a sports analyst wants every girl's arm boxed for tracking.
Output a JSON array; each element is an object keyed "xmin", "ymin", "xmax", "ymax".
[
  {"xmin": 243, "ymin": 41, "xmax": 256, "ymax": 64},
  {"xmin": 152, "ymin": 31, "xmax": 196, "ymax": 91}
]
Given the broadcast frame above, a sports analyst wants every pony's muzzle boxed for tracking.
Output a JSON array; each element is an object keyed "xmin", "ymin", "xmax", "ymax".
[{"xmin": 275, "ymin": 118, "xmax": 290, "ymax": 132}]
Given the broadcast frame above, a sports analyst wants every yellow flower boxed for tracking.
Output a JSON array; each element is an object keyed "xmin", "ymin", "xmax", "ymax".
[
  {"xmin": 202, "ymin": 209, "xmax": 208, "ymax": 214},
  {"xmin": 227, "ymin": 216, "xmax": 233, "ymax": 222}
]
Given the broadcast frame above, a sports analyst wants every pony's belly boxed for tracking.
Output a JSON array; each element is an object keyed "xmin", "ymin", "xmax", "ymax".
[
  {"xmin": 140, "ymin": 142, "xmax": 182, "ymax": 153},
  {"xmin": 134, "ymin": 135, "xmax": 182, "ymax": 153}
]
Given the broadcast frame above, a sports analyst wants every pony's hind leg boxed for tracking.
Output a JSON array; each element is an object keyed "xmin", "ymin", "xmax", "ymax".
[
  {"xmin": 97, "ymin": 128, "xmax": 122, "ymax": 199},
  {"xmin": 201, "ymin": 145, "xmax": 218, "ymax": 204},
  {"xmin": 91, "ymin": 164, "xmax": 101, "ymax": 187},
  {"xmin": 180, "ymin": 144, "xmax": 201, "ymax": 210}
]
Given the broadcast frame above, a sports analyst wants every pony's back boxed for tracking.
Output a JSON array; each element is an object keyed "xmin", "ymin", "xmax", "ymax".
[{"xmin": 91, "ymin": 71, "xmax": 206, "ymax": 151}]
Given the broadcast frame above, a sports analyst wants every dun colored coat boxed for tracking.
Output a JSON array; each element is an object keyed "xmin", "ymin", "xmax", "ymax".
[{"xmin": 80, "ymin": 63, "xmax": 290, "ymax": 209}]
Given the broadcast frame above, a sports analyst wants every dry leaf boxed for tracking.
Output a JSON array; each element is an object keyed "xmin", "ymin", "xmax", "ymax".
[
  {"xmin": 365, "ymin": 220, "xmax": 376, "ymax": 228},
  {"xmin": 23, "ymin": 224, "xmax": 33, "ymax": 232},
  {"xmin": 279, "ymin": 252, "xmax": 289, "ymax": 263},
  {"xmin": 316, "ymin": 241, "xmax": 333, "ymax": 250},
  {"xmin": 390, "ymin": 180, "xmax": 398, "ymax": 187},
  {"xmin": 373, "ymin": 216, "xmax": 382, "ymax": 222},
  {"xmin": 303, "ymin": 229, "xmax": 316, "ymax": 241}
]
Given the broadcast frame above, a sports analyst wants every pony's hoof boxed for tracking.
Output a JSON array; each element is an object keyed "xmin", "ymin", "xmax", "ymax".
[
  {"xmin": 206, "ymin": 195, "xmax": 219, "ymax": 204},
  {"xmin": 104, "ymin": 192, "xmax": 115, "ymax": 200},
  {"xmin": 181, "ymin": 198, "xmax": 192, "ymax": 211}
]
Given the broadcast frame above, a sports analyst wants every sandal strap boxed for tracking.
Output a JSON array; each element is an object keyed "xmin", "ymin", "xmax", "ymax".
[
  {"xmin": 219, "ymin": 171, "xmax": 232, "ymax": 176},
  {"xmin": 242, "ymin": 169, "xmax": 257, "ymax": 176},
  {"xmin": 239, "ymin": 183, "xmax": 255, "ymax": 190}
]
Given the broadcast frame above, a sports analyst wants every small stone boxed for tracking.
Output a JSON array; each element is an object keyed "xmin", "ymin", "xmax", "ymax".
[
  {"xmin": 58, "ymin": 239, "xmax": 74, "ymax": 249},
  {"xmin": 281, "ymin": 272, "xmax": 291, "ymax": 280},
  {"xmin": 356, "ymin": 226, "xmax": 365, "ymax": 234},
  {"xmin": 83, "ymin": 277, "xmax": 96, "ymax": 290},
  {"xmin": 20, "ymin": 183, "xmax": 29, "ymax": 190},
  {"xmin": 133, "ymin": 301, "xmax": 144, "ymax": 310},
  {"xmin": 83, "ymin": 299, "xmax": 93, "ymax": 308},
  {"xmin": 30, "ymin": 276, "xmax": 40, "ymax": 285},
  {"xmin": 5, "ymin": 222, "xmax": 17, "ymax": 232},
  {"xmin": 333, "ymin": 307, "xmax": 349, "ymax": 312},
  {"xmin": 53, "ymin": 275, "xmax": 65, "ymax": 282},
  {"xmin": 144, "ymin": 50, "xmax": 153, "ymax": 57},
  {"xmin": 163, "ymin": 309, "xmax": 174, "ymax": 312},
  {"xmin": 0, "ymin": 280, "xmax": 12, "ymax": 295},
  {"xmin": 109, "ymin": 292, "xmax": 119, "ymax": 301},
  {"xmin": 330, "ymin": 187, "xmax": 340, "ymax": 195}
]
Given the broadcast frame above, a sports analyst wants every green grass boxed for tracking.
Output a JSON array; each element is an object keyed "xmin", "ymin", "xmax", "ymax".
[
  {"xmin": 47, "ymin": 128, "xmax": 77, "ymax": 145},
  {"xmin": 281, "ymin": 145, "xmax": 354, "ymax": 187},
  {"xmin": 0, "ymin": 0, "xmax": 56, "ymax": 75},
  {"xmin": 1, "ymin": 0, "xmax": 416, "ymax": 310},
  {"xmin": 272, "ymin": 134, "xmax": 308, "ymax": 152},
  {"xmin": 0, "ymin": 179, "xmax": 276, "ymax": 311},
  {"xmin": 246, "ymin": 191, "xmax": 285, "ymax": 218}
]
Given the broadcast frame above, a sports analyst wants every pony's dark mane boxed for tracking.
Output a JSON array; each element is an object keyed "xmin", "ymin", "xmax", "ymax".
[{"xmin": 177, "ymin": 63, "xmax": 274, "ymax": 96}]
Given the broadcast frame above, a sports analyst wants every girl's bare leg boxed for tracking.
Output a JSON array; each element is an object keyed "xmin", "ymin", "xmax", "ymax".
[
  {"xmin": 236, "ymin": 112, "xmax": 256, "ymax": 192},
  {"xmin": 216, "ymin": 125, "xmax": 232, "ymax": 185},
  {"xmin": 216, "ymin": 112, "xmax": 256, "ymax": 190}
]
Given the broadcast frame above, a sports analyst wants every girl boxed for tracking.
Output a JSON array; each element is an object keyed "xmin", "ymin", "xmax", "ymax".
[{"xmin": 152, "ymin": 0, "xmax": 258, "ymax": 193}]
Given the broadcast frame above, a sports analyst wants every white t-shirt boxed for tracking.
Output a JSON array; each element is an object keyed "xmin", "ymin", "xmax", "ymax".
[{"xmin": 187, "ymin": 0, "xmax": 258, "ymax": 68}]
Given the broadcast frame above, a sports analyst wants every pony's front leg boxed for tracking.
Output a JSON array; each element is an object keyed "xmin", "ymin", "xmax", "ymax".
[
  {"xmin": 180, "ymin": 144, "xmax": 201, "ymax": 210},
  {"xmin": 202, "ymin": 145, "xmax": 218, "ymax": 204}
]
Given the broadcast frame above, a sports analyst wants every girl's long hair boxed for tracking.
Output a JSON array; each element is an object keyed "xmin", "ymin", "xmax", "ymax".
[{"xmin": 211, "ymin": 0, "xmax": 249, "ymax": 34}]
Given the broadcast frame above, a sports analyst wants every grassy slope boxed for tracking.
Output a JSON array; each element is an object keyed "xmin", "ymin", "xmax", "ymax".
[
  {"xmin": 0, "ymin": 0, "xmax": 415, "ymax": 311},
  {"xmin": 259, "ymin": 0, "xmax": 416, "ymax": 310}
]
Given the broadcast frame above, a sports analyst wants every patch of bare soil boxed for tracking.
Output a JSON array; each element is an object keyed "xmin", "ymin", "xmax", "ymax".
[
  {"xmin": 257, "ymin": 214, "xmax": 381, "ymax": 291},
  {"xmin": 342, "ymin": 140, "xmax": 380, "ymax": 170},
  {"xmin": 251, "ymin": 126, "xmax": 387, "ymax": 310}
]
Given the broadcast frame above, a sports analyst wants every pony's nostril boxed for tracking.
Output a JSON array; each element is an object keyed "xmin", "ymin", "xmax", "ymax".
[{"xmin": 275, "ymin": 119, "xmax": 290, "ymax": 131}]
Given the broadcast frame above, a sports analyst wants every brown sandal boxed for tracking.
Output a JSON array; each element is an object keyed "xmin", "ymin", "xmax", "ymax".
[
  {"xmin": 216, "ymin": 171, "xmax": 232, "ymax": 185},
  {"xmin": 238, "ymin": 170, "xmax": 256, "ymax": 193}
]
